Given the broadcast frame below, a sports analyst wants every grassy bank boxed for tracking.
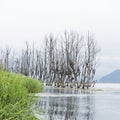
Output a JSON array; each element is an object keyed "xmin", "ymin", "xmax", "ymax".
[{"xmin": 0, "ymin": 70, "xmax": 43, "ymax": 120}]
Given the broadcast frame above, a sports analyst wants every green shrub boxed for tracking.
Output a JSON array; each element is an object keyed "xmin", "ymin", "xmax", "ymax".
[{"xmin": 0, "ymin": 70, "xmax": 43, "ymax": 120}]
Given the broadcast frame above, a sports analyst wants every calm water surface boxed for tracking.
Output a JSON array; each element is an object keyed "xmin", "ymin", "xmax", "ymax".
[{"xmin": 34, "ymin": 84, "xmax": 120, "ymax": 120}]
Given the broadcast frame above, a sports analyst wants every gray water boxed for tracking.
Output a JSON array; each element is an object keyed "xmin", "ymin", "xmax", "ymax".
[{"xmin": 34, "ymin": 84, "xmax": 120, "ymax": 120}]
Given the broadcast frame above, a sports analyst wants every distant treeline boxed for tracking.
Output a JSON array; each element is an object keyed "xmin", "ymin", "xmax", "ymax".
[{"xmin": 0, "ymin": 31, "xmax": 99, "ymax": 89}]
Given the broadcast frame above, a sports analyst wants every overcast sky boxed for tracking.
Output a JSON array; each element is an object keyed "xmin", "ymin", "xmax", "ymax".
[{"xmin": 0, "ymin": 0, "xmax": 120, "ymax": 79}]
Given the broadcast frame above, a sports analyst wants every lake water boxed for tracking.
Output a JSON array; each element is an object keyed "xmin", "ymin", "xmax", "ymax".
[{"xmin": 34, "ymin": 84, "xmax": 120, "ymax": 120}]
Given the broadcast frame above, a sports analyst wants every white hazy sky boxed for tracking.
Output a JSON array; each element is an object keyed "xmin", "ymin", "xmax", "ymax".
[{"xmin": 0, "ymin": 0, "xmax": 120, "ymax": 79}]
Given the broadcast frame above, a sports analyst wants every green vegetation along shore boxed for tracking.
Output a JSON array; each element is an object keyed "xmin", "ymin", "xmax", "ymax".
[{"xmin": 0, "ymin": 69, "xmax": 43, "ymax": 120}]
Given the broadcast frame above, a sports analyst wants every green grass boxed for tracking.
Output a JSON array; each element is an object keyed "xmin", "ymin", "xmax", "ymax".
[{"xmin": 0, "ymin": 70, "xmax": 43, "ymax": 120}]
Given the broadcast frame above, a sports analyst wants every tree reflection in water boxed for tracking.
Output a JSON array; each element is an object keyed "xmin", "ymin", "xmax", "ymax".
[{"xmin": 35, "ymin": 88, "xmax": 95, "ymax": 120}]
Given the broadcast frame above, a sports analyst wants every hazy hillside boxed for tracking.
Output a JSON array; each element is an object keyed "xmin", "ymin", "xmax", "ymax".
[{"xmin": 98, "ymin": 69, "xmax": 120, "ymax": 83}]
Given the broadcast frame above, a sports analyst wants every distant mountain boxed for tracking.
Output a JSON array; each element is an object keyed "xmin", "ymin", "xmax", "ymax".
[{"xmin": 98, "ymin": 69, "xmax": 120, "ymax": 83}]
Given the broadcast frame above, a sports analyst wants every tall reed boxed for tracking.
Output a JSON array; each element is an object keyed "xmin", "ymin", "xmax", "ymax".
[{"xmin": 0, "ymin": 70, "xmax": 43, "ymax": 120}]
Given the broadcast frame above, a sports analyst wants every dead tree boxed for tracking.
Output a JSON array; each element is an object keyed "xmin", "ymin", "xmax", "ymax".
[
  {"xmin": 82, "ymin": 33, "xmax": 99, "ymax": 89},
  {"xmin": 0, "ymin": 31, "xmax": 99, "ymax": 89}
]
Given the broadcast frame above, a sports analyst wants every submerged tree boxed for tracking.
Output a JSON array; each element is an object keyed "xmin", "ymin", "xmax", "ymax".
[
  {"xmin": 0, "ymin": 31, "xmax": 99, "ymax": 89},
  {"xmin": 81, "ymin": 33, "xmax": 99, "ymax": 89}
]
